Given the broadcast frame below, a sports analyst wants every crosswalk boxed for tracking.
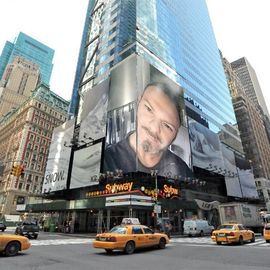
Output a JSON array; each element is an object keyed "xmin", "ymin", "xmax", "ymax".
[
  {"xmin": 170, "ymin": 237, "xmax": 270, "ymax": 248},
  {"xmin": 30, "ymin": 238, "xmax": 93, "ymax": 246},
  {"xmin": 29, "ymin": 237, "xmax": 270, "ymax": 248}
]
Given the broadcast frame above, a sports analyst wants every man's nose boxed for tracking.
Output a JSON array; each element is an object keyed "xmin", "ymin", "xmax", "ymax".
[{"xmin": 149, "ymin": 118, "xmax": 161, "ymax": 134}]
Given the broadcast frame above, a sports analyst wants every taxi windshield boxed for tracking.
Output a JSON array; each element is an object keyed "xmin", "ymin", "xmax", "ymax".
[
  {"xmin": 109, "ymin": 226, "xmax": 127, "ymax": 234},
  {"xmin": 218, "ymin": 225, "xmax": 234, "ymax": 230}
]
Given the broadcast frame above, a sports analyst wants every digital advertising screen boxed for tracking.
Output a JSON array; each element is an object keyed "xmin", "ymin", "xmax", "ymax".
[
  {"xmin": 42, "ymin": 118, "xmax": 75, "ymax": 193},
  {"xmin": 103, "ymin": 54, "xmax": 192, "ymax": 180}
]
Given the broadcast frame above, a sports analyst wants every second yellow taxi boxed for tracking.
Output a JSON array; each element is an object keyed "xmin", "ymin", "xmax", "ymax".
[
  {"xmin": 211, "ymin": 223, "xmax": 255, "ymax": 245},
  {"xmin": 93, "ymin": 218, "xmax": 169, "ymax": 254},
  {"xmin": 263, "ymin": 223, "xmax": 270, "ymax": 243}
]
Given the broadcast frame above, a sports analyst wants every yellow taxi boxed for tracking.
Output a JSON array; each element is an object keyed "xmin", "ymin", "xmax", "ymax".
[
  {"xmin": 211, "ymin": 223, "xmax": 255, "ymax": 245},
  {"xmin": 0, "ymin": 233, "xmax": 31, "ymax": 256},
  {"xmin": 263, "ymin": 223, "xmax": 270, "ymax": 243},
  {"xmin": 93, "ymin": 218, "xmax": 169, "ymax": 254}
]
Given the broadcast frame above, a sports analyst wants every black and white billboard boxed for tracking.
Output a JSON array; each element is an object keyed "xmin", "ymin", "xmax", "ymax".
[
  {"xmin": 188, "ymin": 118, "xmax": 223, "ymax": 171},
  {"xmin": 42, "ymin": 118, "xmax": 75, "ymax": 193},
  {"xmin": 70, "ymin": 142, "xmax": 102, "ymax": 189},
  {"xmin": 235, "ymin": 155, "xmax": 258, "ymax": 199},
  {"xmin": 221, "ymin": 144, "xmax": 242, "ymax": 198},
  {"xmin": 78, "ymin": 79, "xmax": 109, "ymax": 141}
]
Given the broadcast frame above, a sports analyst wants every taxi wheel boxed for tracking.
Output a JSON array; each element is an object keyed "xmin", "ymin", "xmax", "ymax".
[
  {"xmin": 124, "ymin": 241, "xmax": 135, "ymax": 254},
  {"xmin": 266, "ymin": 240, "xmax": 270, "ymax": 243},
  {"xmin": 5, "ymin": 241, "xmax": 20, "ymax": 257},
  {"xmin": 250, "ymin": 234, "xmax": 255, "ymax": 243},
  {"xmin": 216, "ymin": 241, "xmax": 222, "ymax": 245},
  {"xmin": 239, "ymin": 236, "xmax": 244, "ymax": 245},
  {"xmin": 105, "ymin": 249, "xmax": 113, "ymax": 254},
  {"xmin": 158, "ymin": 238, "xmax": 166, "ymax": 249}
]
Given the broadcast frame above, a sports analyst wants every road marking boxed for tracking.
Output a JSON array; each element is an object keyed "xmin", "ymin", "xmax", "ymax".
[
  {"xmin": 28, "ymin": 236, "xmax": 269, "ymax": 248},
  {"xmin": 30, "ymin": 239, "xmax": 93, "ymax": 246},
  {"xmin": 248, "ymin": 240, "xmax": 266, "ymax": 246}
]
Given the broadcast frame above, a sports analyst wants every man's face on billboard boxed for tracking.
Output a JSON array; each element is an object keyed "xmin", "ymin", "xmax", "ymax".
[{"xmin": 136, "ymin": 85, "xmax": 180, "ymax": 163}]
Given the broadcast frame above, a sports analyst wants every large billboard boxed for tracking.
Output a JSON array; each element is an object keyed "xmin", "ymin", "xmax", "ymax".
[
  {"xmin": 221, "ymin": 144, "xmax": 242, "ymax": 198},
  {"xmin": 188, "ymin": 117, "xmax": 223, "ymax": 171},
  {"xmin": 69, "ymin": 79, "xmax": 110, "ymax": 189},
  {"xmin": 234, "ymin": 154, "xmax": 259, "ymax": 199},
  {"xmin": 103, "ymin": 55, "xmax": 192, "ymax": 179},
  {"xmin": 42, "ymin": 119, "xmax": 75, "ymax": 193},
  {"xmin": 78, "ymin": 79, "xmax": 109, "ymax": 141},
  {"xmin": 70, "ymin": 142, "xmax": 102, "ymax": 189}
]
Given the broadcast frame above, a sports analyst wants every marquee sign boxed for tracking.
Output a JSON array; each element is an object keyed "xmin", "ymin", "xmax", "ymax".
[{"xmin": 85, "ymin": 181, "xmax": 180, "ymax": 199}]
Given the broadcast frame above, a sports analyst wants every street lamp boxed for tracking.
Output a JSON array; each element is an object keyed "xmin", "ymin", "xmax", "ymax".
[{"xmin": 151, "ymin": 169, "xmax": 159, "ymax": 229}]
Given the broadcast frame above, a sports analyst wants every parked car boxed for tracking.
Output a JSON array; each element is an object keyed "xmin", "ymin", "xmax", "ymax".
[
  {"xmin": 183, "ymin": 219, "xmax": 214, "ymax": 236},
  {"xmin": 15, "ymin": 221, "xmax": 39, "ymax": 239},
  {"xmin": 211, "ymin": 223, "xmax": 255, "ymax": 245},
  {"xmin": 0, "ymin": 221, "xmax": 7, "ymax": 232},
  {"xmin": 93, "ymin": 218, "xmax": 169, "ymax": 254},
  {"xmin": 0, "ymin": 234, "xmax": 31, "ymax": 256}
]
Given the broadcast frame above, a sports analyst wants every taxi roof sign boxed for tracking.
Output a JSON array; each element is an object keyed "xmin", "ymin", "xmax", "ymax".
[{"xmin": 121, "ymin": 218, "xmax": 140, "ymax": 225}]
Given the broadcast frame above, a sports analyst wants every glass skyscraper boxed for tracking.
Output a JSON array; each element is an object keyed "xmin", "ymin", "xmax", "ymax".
[
  {"xmin": 0, "ymin": 32, "xmax": 54, "ymax": 86},
  {"xmin": 38, "ymin": 0, "xmax": 259, "ymax": 232},
  {"xmin": 70, "ymin": 0, "xmax": 239, "ymax": 146}
]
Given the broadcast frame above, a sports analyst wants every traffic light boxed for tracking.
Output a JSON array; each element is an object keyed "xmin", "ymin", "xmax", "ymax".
[
  {"xmin": 10, "ymin": 165, "xmax": 18, "ymax": 176},
  {"xmin": 19, "ymin": 165, "xmax": 25, "ymax": 177},
  {"xmin": 16, "ymin": 165, "xmax": 25, "ymax": 177}
]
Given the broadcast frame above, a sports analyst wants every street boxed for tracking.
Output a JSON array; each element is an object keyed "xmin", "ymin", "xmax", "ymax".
[{"xmin": 0, "ymin": 230, "xmax": 269, "ymax": 270}]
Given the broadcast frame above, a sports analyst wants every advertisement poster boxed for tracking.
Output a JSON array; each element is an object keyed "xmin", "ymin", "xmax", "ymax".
[
  {"xmin": 188, "ymin": 117, "xmax": 223, "ymax": 171},
  {"xmin": 234, "ymin": 154, "xmax": 258, "ymax": 199},
  {"xmin": 221, "ymin": 144, "xmax": 242, "ymax": 198},
  {"xmin": 78, "ymin": 79, "xmax": 109, "ymax": 141},
  {"xmin": 42, "ymin": 119, "xmax": 75, "ymax": 193},
  {"xmin": 70, "ymin": 143, "xmax": 102, "ymax": 189}
]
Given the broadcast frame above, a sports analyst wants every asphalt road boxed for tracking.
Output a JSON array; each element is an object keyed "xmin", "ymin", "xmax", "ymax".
[{"xmin": 0, "ymin": 231, "xmax": 269, "ymax": 270}]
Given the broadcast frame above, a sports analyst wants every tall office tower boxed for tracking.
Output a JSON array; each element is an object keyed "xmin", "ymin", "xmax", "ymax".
[
  {"xmin": 0, "ymin": 32, "xmax": 54, "ymax": 86},
  {"xmin": 70, "ymin": 0, "xmax": 240, "ymax": 149},
  {"xmin": 231, "ymin": 57, "xmax": 269, "ymax": 118},
  {"xmin": 0, "ymin": 84, "xmax": 69, "ymax": 215},
  {"xmin": 0, "ymin": 56, "xmax": 40, "ymax": 118},
  {"xmin": 38, "ymin": 0, "xmax": 259, "ymax": 233},
  {"xmin": 223, "ymin": 56, "xmax": 270, "ymax": 179}
]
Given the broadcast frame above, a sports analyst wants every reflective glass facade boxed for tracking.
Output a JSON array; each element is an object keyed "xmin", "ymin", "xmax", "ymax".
[
  {"xmin": 72, "ymin": 0, "xmax": 239, "ymax": 145},
  {"xmin": 69, "ymin": 1, "xmax": 96, "ymax": 115},
  {"xmin": 136, "ymin": 0, "xmax": 237, "ymax": 134},
  {"xmin": 0, "ymin": 32, "xmax": 54, "ymax": 85}
]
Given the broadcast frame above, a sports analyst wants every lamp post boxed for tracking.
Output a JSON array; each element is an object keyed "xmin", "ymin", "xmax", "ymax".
[{"xmin": 151, "ymin": 169, "xmax": 159, "ymax": 229}]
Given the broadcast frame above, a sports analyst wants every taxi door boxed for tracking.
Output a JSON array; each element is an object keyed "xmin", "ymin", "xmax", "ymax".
[
  {"xmin": 0, "ymin": 235, "xmax": 4, "ymax": 252},
  {"xmin": 238, "ymin": 224, "xmax": 249, "ymax": 241},
  {"xmin": 131, "ymin": 226, "xmax": 148, "ymax": 248},
  {"xmin": 142, "ymin": 227, "xmax": 159, "ymax": 246}
]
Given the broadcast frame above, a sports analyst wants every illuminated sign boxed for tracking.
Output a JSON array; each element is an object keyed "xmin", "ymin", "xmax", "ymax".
[{"xmin": 85, "ymin": 181, "xmax": 180, "ymax": 199}]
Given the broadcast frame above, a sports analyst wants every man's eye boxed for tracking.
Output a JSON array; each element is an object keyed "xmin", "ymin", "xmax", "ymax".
[
  {"xmin": 144, "ymin": 104, "xmax": 152, "ymax": 112},
  {"xmin": 163, "ymin": 123, "xmax": 173, "ymax": 132}
]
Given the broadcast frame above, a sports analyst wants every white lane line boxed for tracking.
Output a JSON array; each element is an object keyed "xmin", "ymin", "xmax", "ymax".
[
  {"xmin": 248, "ymin": 240, "xmax": 266, "ymax": 246},
  {"xmin": 30, "ymin": 239, "xmax": 93, "ymax": 246}
]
